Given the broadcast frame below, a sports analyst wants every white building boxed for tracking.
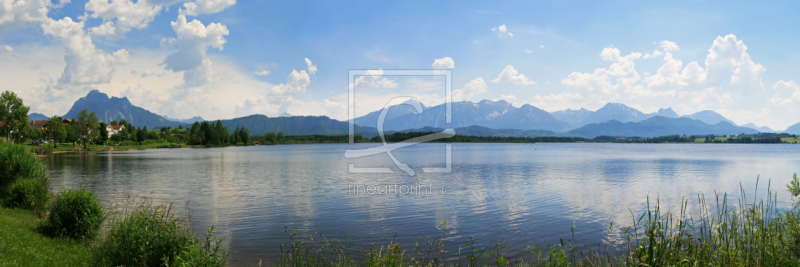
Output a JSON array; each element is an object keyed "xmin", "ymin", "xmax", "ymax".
[{"xmin": 106, "ymin": 124, "xmax": 126, "ymax": 138}]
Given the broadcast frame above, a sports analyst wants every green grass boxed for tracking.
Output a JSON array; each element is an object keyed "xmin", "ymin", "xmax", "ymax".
[
  {"xmin": 0, "ymin": 207, "xmax": 97, "ymax": 267},
  {"xmin": 23, "ymin": 142, "xmax": 191, "ymax": 154},
  {"xmin": 98, "ymin": 196, "xmax": 227, "ymax": 267}
]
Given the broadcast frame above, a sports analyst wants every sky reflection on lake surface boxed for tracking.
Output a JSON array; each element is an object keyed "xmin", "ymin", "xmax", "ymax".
[{"xmin": 42, "ymin": 143, "xmax": 800, "ymax": 266}]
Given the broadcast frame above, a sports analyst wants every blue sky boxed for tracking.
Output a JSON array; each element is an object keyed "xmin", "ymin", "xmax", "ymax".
[{"xmin": 1, "ymin": 0, "xmax": 800, "ymax": 129}]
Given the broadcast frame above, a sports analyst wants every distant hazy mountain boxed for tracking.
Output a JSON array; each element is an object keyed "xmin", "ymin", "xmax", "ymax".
[
  {"xmin": 438, "ymin": 125, "xmax": 565, "ymax": 138},
  {"xmin": 355, "ymin": 100, "xmax": 571, "ymax": 132},
  {"xmin": 785, "ymin": 122, "xmax": 800, "ymax": 135},
  {"xmin": 163, "ymin": 115, "xmax": 205, "ymax": 124},
  {"xmin": 568, "ymin": 116, "xmax": 759, "ymax": 138},
  {"xmin": 219, "ymin": 114, "xmax": 377, "ymax": 136},
  {"xmin": 551, "ymin": 108, "xmax": 592, "ymax": 127},
  {"xmin": 580, "ymin": 103, "xmax": 651, "ymax": 126},
  {"xmin": 353, "ymin": 99, "xmax": 424, "ymax": 128},
  {"xmin": 279, "ymin": 112, "xmax": 292, "ymax": 117},
  {"xmin": 655, "ymin": 107, "xmax": 679, "ymax": 118},
  {"xmin": 62, "ymin": 90, "xmax": 188, "ymax": 129},
  {"xmin": 552, "ymin": 104, "xmax": 678, "ymax": 129},
  {"xmin": 681, "ymin": 110, "xmax": 735, "ymax": 125},
  {"xmin": 28, "ymin": 113, "xmax": 49, "ymax": 120},
  {"xmin": 741, "ymin": 123, "xmax": 774, "ymax": 133}
]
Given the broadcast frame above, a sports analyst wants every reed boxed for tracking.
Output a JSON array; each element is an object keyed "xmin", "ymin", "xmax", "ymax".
[
  {"xmin": 97, "ymin": 195, "xmax": 228, "ymax": 267},
  {"xmin": 277, "ymin": 174, "xmax": 800, "ymax": 267}
]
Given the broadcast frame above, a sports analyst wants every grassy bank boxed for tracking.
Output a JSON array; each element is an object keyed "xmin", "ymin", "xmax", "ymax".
[
  {"xmin": 0, "ymin": 141, "xmax": 228, "ymax": 266},
  {"xmin": 0, "ymin": 207, "xmax": 96, "ymax": 266}
]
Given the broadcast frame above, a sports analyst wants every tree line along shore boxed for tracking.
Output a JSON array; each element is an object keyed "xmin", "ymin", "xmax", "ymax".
[{"xmin": 1, "ymin": 90, "xmax": 798, "ymax": 157}]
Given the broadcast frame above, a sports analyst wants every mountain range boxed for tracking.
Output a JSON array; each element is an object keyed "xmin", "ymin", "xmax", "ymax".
[
  {"xmin": 553, "ymin": 104, "xmax": 680, "ymax": 128},
  {"xmin": 741, "ymin": 123, "xmax": 774, "ymax": 133},
  {"xmin": 567, "ymin": 117, "xmax": 758, "ymax": 138},
  {"xmin": 161, "ymin": 115, "xmax": 205, "ymax": 124},
  {"xmin": 216, "ymin": 114, "xmax": 378, "ymax": 137},
  {"xmin": 785, "ymin": 122, "xmax": 800, "ymax": 135},
  {"xmin": 355, "ymin": 99, "xmax": 571, "ymax": 132},
  {"xmin": 27, "ymin": 113, "xmax": 49, "ymax": 120},
  {"xmin": 29, "ymin": 90, "xmax": 800, "ymax": 137},
  {"xmin": 353, "ymin": 100, "xmax": 773, "ymax": 135},
  {"xmin": 62, "ymin": 90, "xmax": 188, "ymax": 128}
]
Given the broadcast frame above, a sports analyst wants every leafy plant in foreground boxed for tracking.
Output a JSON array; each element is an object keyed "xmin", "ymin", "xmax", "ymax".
[
  {"xmin": 98, "ymin": 196, "xmax": 227, "ymax": 267},
  {"xmin": 47, "ymin": 188, "xmax": 105, "ymax": 239}
]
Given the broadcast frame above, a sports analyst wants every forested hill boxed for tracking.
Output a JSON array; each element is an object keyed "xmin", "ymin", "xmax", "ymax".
[
  {"xmin": 567, "ymin": 116, "xmax": 759, "ymax": 138},
  {"xmin": 217, "ymin": 114, "xmax": 377, "ymax": 136}
]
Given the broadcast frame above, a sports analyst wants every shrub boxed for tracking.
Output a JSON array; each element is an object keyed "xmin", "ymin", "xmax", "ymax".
[
  {"xmin": 0, "ymin": 142, "xmax": 48, "ymax": 191},
  {"xmin": 47, "ymin": 188, "xmax": 104, "ymax": 239},
  {"xmin": 156, "ymin": 144, "xmax": 182, "ymax": 149},
  {"xmin": 99, "ymin": 198, "xmax": 227, "ymax": 267},
  {"xmin": 5, "ymin": 177, "xmax": 50, "ymax": 215}
]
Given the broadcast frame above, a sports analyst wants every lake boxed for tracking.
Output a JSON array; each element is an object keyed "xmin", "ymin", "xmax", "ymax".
[{"xmin": 42, "ymin": 143, "xmax": 800, "ymax": 266}]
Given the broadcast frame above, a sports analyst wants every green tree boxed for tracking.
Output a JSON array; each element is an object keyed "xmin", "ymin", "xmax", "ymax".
[
  {"xmin": 0, "ymin": 91, "xmax": 30, "ymax": 142},
  {"xmin": 214, "ymin": 120, "xmax": 225, "ymax": 145},
  {"xmin": 76, "ymin": 109, "xmax": 100, "ymax": 149},
  {"xmin": 23, "ymin": 127, "xmax": 44, "ymax": 142},
  {"xmin": 266, "ymin": 132, "xmax": 277, "ymax": 145},
  {"xmin": 239, "ymin": 127, "xmax": 249, "ymax": 145},
  {"xmin": 65, "ymin": 124, "xmax": 79, "ymax": 144},
  {"xmin": 47, "ymin": 116, "xmax": 66, "ymax": 148},
  {"xmin": 98, "ymin": 122, "xmax": 108, "ymax": 144},
  {"xmin": 136, "ymin": 127, "xmax": 145, "ymax": 144},
  {"xmin": 110, "ymin": 120, "xmax": 118, "ymax": 125}
]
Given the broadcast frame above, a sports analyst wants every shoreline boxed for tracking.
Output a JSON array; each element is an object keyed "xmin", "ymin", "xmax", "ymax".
[{"xmin": 29, "ymin": 140, "xmax": 800, "ymax": 156}]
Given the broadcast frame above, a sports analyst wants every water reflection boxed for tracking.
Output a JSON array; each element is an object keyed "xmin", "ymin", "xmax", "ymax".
[{"xmin": 42, "ymin": 143, "xmax": 800, "ymax": 266}]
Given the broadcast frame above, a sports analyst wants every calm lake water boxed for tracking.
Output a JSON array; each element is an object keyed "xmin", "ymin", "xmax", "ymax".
[{"xmin": 42, "ymin": 143, "xmax": 800, "ymax": 265}]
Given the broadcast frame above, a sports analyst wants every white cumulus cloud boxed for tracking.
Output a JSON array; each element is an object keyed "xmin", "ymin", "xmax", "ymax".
[
  {"xmin": 254, "ymin": 70, "xmax": 270, "ymax": 76},
  {"xmin": 161, "ymin": 14, "xmax": 229, "ymax": 87},
  {"xmin": 352, "ymin": 69, "xmax": 398, "ymax": 89},
  {"xmin": 268, "ymin": 69, "xmax": 311, "ymax": 94},
  {"xmin": 704, "ymin": 34, "xmax": 765, "ymax": 92},
  {"xmin": 431, "ymin": 57, "xmax": 454, "ymax": 69},
  {"xmin": 659, "ymin": 40, "xmax": 679, "ymax": 51},
  {"xmin": 0, "ymin": 0, "xmax": 50, "ymax": 30},
  {"xmin": 304, "ymin": 58, "xmax": 317, "ymax": 74},
  {"xmin": 491, "ymin": 24, "xmax": 513, "ymax": 37},
  {"xmin": 41, "ymin": 17, "xmax": 130, "ymax": 86},
  {"xmin": 452, "ymin": 77, "xmax": 487, "ymax": 101},
  {"xmin": 643, "ymin": 52, "xmax": 685, "ymax": 88},
  {"xmin": 769, "ymin": 80, "xmax": 800, "ymax": 106},
  {"xmin": 180, "ymin": 0, "xmax": 236, "ymax": 16},
  {"xmin": 491, "ymin": 65, "xmax": 536, "ymax": 84},
  {"xmin": 562, "ymin": 47, "xmax": 641, "ymax": 95},
  {"xmin": 85, "ymin": 0, "xmax": 164, "ymax": 40}
]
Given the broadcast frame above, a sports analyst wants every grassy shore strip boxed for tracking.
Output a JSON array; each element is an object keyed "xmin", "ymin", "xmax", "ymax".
[
  {"xmin": 1, "ymin": 141, "xmax": 228, "ymax": 267},
  {"xmin": 20, "ymin": 135, "xmax": 800, "ymax": 155},
  {"xmin": 22, "ymin": 142, "xmax": 209, "ymax": 154},
  {"xmin": 0, "ymin": 207, "xmax": 96, "ymax": 266}
]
